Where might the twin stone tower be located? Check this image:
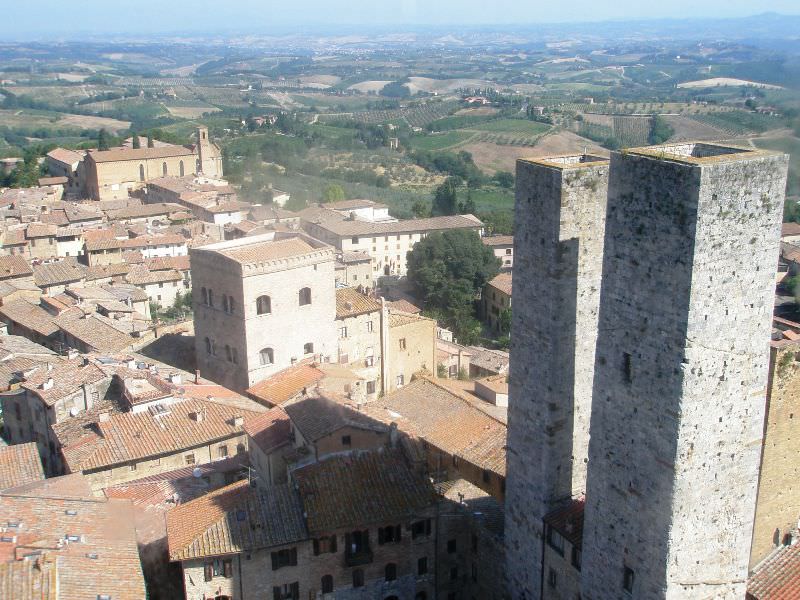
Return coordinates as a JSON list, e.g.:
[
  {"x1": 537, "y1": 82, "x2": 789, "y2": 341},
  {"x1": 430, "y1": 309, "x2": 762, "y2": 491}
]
[{"x1": 505, "y1": 143, "x2": 789, "y2": 599}]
